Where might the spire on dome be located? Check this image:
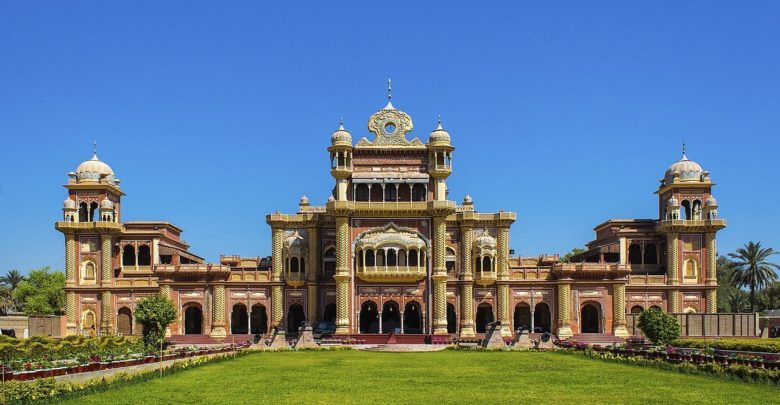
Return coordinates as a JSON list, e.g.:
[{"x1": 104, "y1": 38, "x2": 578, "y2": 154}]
[
  {"x1": 436, "y1": 115, "x2": 443, "y2": 130},
  {"x1": 339, "y1": 117, "x2": 344, "y2": 131},
  {"x1": 384, "y1": 78, "x2": 394, "y2": 110},
  {"x1": 92, "y1": 140, "x2": 99, "y2": 160},
  {"x1": 681, "y1": 140, "x2": 688, "y2": 161}
]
